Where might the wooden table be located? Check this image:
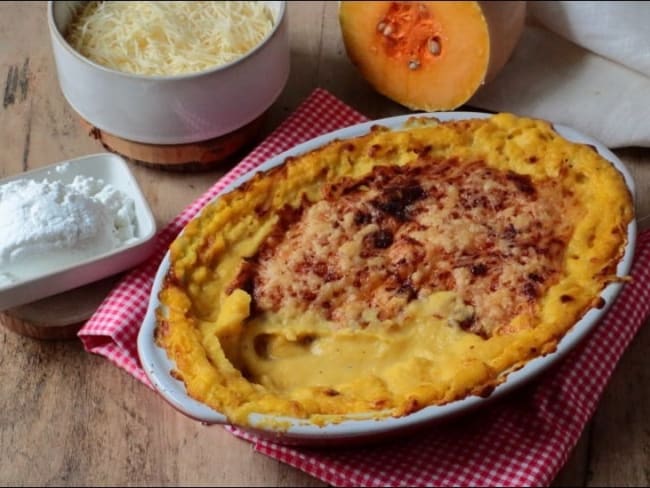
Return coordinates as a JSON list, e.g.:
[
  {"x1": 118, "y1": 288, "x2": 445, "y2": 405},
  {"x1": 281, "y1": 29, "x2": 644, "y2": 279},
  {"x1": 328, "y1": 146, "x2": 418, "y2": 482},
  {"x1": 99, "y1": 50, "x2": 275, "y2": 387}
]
[{"x1": 1, "y1": 2, "x2": 649, "y2": 486}]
